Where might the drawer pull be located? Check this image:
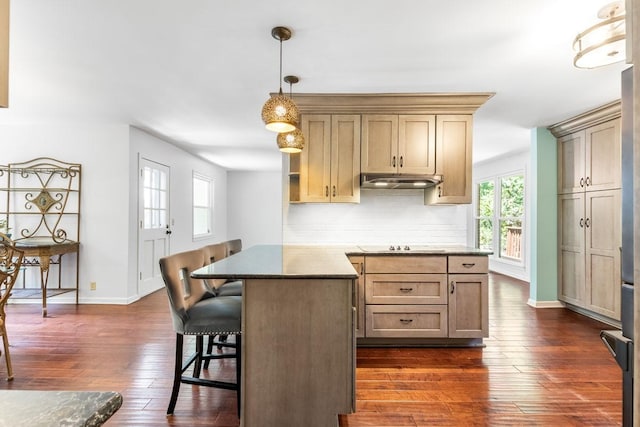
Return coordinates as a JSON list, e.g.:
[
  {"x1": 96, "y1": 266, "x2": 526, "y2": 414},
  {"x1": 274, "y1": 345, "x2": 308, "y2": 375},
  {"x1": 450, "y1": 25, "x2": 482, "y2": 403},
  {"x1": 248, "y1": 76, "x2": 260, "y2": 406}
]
[
  {"x1": 399, "y1": 287, "x2": 414, "y2": 293},
  {"x1": 399, "y1": 318, "x2": 413, "y2": 324},
  {"x1": 462, "y1": 263, "x2": 475, "y2": 268},
  {"x1": 450, "y1": 281, "x2": 455, "y2": 294}
]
